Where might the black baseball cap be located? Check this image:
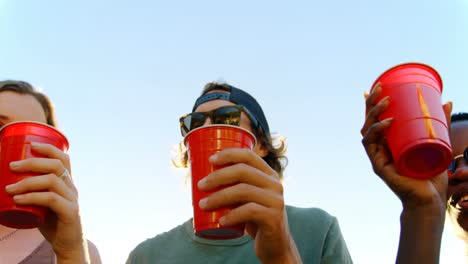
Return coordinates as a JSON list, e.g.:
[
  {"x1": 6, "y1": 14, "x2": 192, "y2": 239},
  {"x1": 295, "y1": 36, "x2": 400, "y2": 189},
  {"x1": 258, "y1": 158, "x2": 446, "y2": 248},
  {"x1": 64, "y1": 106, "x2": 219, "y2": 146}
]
[{"x1": 192, "y1": 85, "x2": 270, "y2": 134}]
